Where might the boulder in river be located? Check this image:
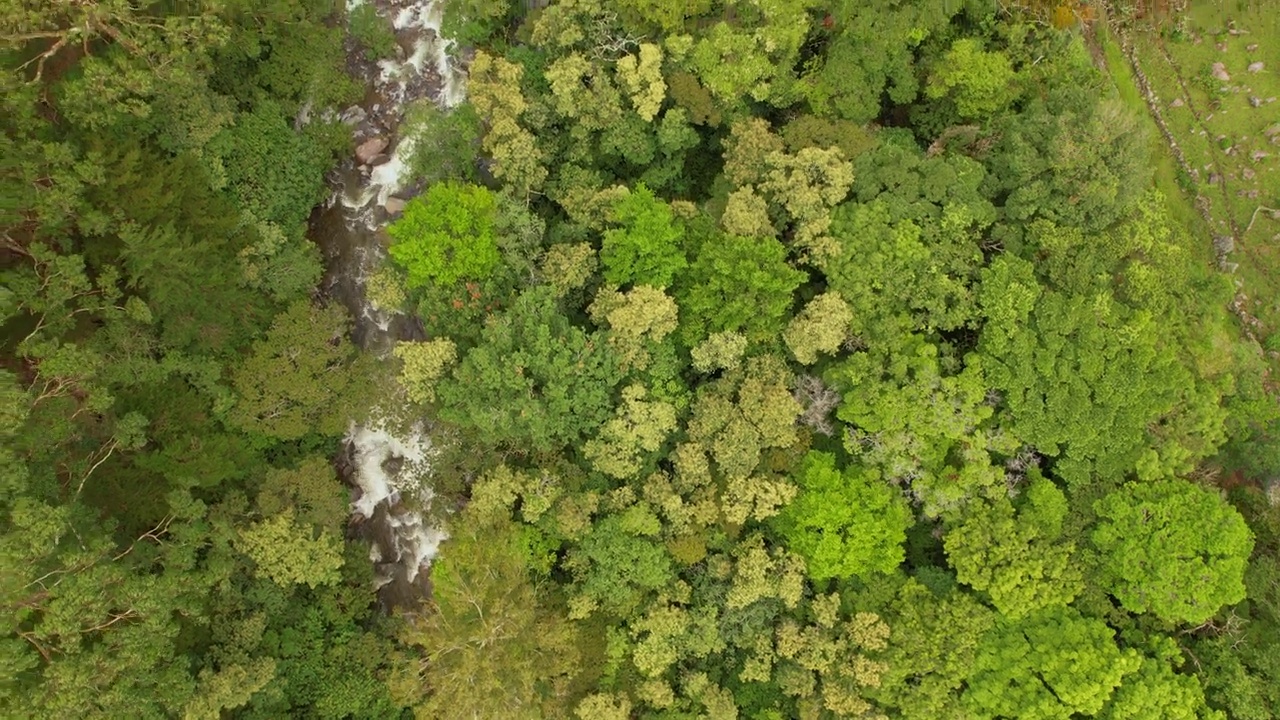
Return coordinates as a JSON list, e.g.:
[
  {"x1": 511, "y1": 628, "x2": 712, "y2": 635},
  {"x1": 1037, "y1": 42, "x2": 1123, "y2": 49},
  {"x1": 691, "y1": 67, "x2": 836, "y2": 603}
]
[{"x1": 356, "y1": 136, "x2": 389, "y2": 164}]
